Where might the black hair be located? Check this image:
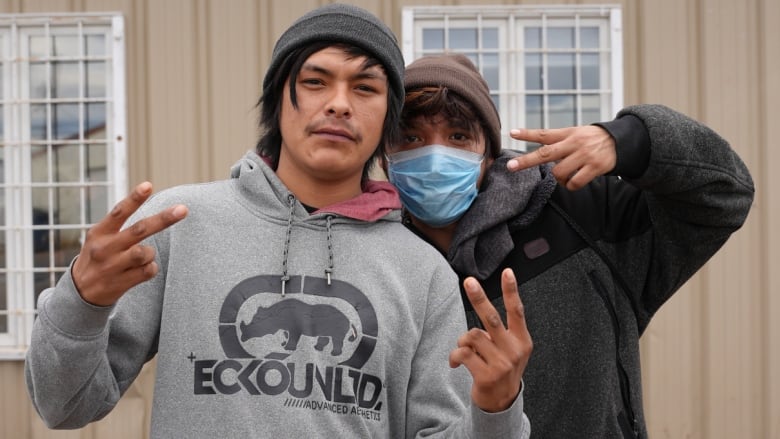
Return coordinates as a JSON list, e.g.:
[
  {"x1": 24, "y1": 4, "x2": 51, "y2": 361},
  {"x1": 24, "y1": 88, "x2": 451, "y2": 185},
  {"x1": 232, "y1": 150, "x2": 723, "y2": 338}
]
[{"x1": 400, "y1": 86, "x2": 495, "y2": 158}]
